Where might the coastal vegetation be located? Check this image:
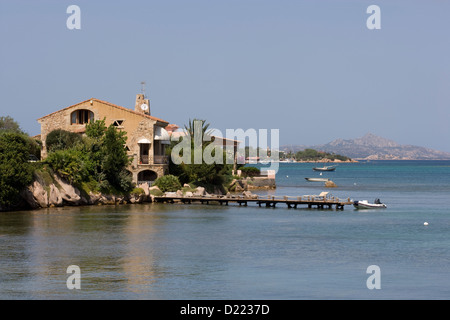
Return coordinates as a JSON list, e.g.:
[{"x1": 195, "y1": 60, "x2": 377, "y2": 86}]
[
  {"x1": 45, "y1": 129, "x2": 82, "y2": 153},
  {"x1": 239, "y1": 166, "x2": 261, "y2": 177},
  {"x1": 0, "y1": 132, "x2": 35, "y2": 207},
  {"x1": 0, "y1": 116, "x2": 40, "y2": 208},
  {"x1": 44, "y1": 119, "x2": 133, "y2": 195},
  {"x1": 153, "y1": 174, "x2": 182, "y2": 193},
  {"x1": 165, "y1": 119, "x2": 234, "y2": 194},
  {"x1": 281, "y1": 148, "x2": 351, "y2": 162},
  {"x1": 1, "y1": 116, "x2": 134, "y2": 210}
]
